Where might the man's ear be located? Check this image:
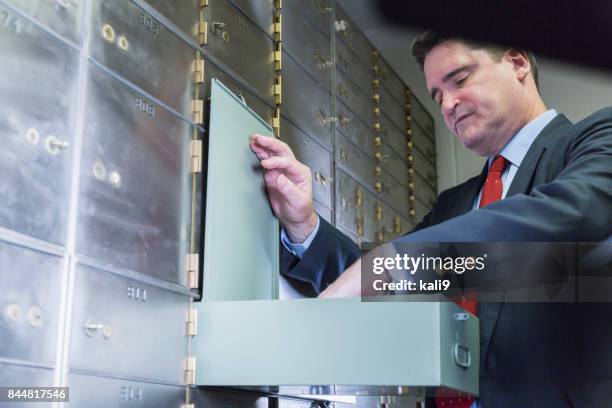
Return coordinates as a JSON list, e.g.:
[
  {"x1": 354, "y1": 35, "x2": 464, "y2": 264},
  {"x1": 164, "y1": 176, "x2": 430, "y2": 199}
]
[{"x1": 505, "y1": 48, "x2": 531, "y2": 82}]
